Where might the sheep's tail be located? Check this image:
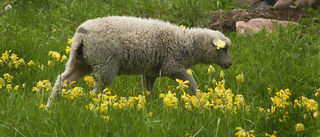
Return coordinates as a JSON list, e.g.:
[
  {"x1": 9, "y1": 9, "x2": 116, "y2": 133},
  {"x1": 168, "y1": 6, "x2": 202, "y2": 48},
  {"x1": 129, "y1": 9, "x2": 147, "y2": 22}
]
[{"x1": 67, "y1": 33, "x2": 85, "y2": 66}]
